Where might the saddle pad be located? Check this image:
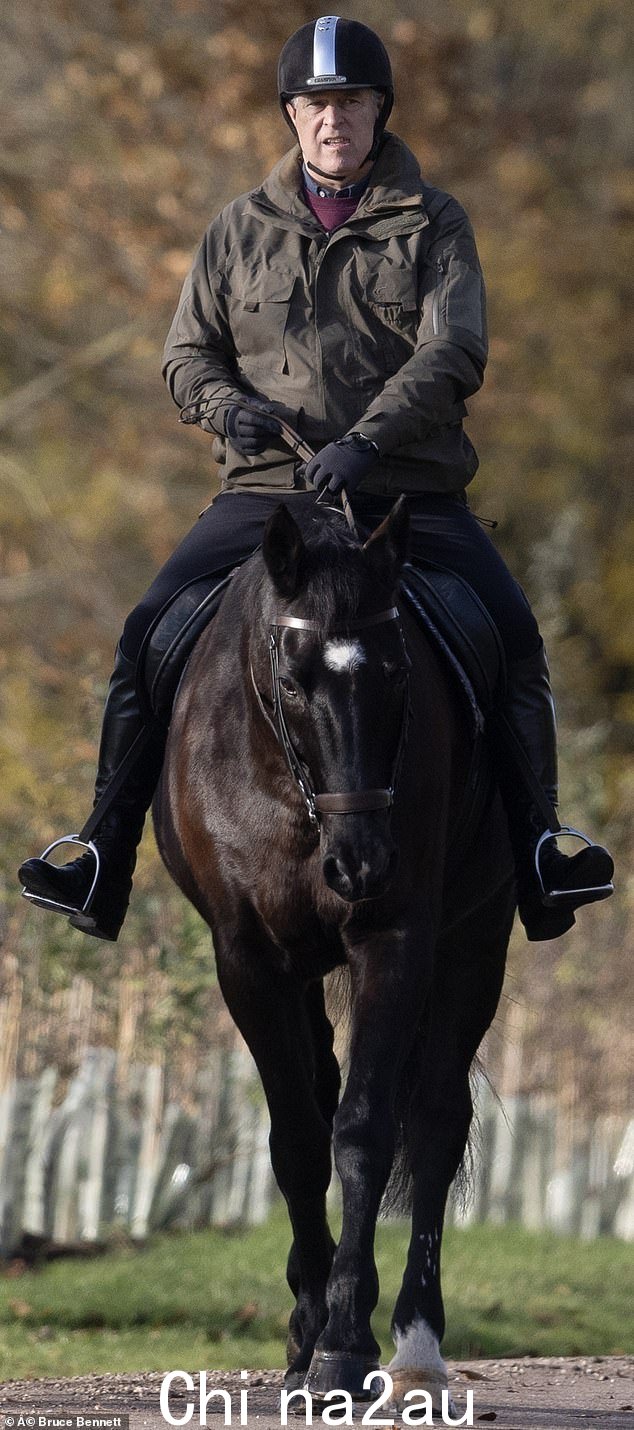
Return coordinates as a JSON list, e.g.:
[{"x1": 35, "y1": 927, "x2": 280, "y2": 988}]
[{"x1": 136, "y1": 559, "x2": 505, "y2": 726}]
